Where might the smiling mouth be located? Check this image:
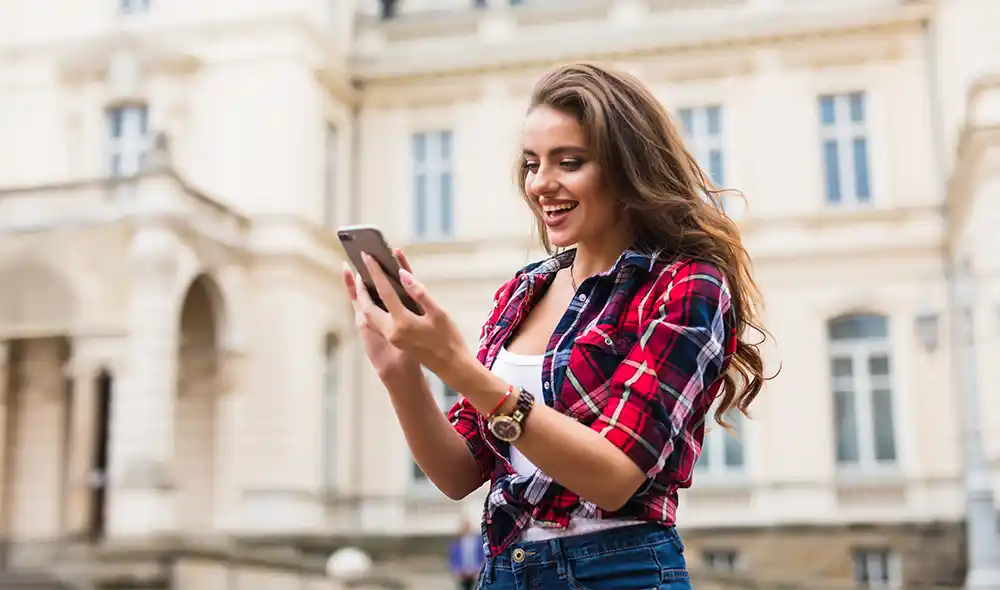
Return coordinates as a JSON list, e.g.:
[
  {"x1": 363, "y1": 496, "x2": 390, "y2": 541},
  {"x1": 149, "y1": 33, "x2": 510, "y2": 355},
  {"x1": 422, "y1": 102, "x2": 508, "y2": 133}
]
[{"x1": 542, "y1": 203, "x2": 578, "y2": 217}]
